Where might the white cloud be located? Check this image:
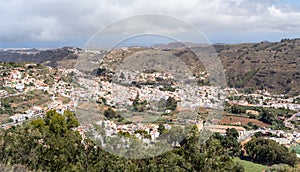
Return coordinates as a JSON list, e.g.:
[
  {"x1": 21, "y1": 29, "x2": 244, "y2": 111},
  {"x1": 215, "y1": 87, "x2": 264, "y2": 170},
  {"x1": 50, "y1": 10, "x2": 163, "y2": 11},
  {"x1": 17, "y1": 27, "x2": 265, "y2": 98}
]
[{"x1": 0, "y1": 0, "x2": 299, "y2": 45}]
